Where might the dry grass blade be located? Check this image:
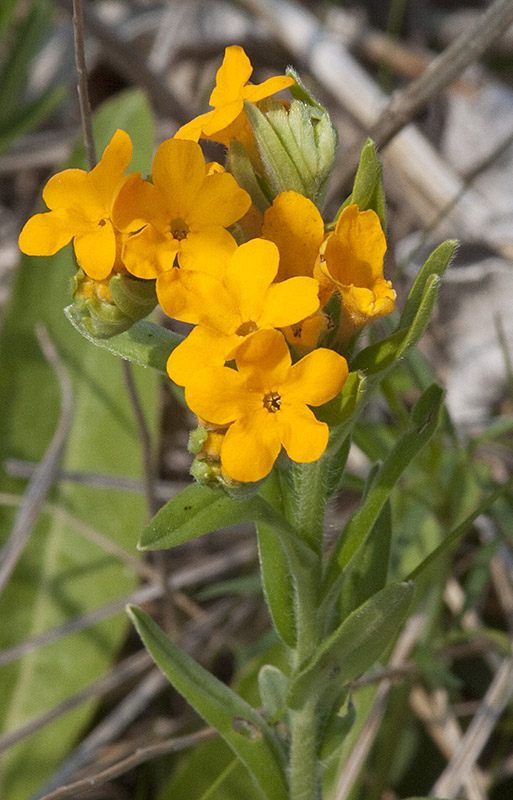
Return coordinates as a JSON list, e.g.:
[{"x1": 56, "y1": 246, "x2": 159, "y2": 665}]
[{"x1": 38, "y1": 726, "x2": 216, "y2": 800}]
